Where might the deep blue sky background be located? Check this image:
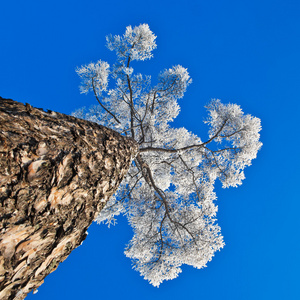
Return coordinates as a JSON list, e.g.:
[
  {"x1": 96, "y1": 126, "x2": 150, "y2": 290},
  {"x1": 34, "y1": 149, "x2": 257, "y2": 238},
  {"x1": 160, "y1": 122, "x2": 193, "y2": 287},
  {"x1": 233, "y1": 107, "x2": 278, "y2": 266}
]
[{"x1": 1, "y1": 0, "x2": 300, "y2": 299}]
